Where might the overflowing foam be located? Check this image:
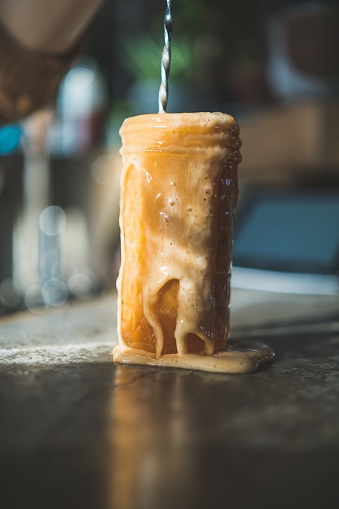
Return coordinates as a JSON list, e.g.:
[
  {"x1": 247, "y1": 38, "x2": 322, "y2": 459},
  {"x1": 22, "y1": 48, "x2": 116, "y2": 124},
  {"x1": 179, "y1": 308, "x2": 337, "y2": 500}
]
[{"x1": 115, "y1": 113, "x2": 273, "y2": 374}]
